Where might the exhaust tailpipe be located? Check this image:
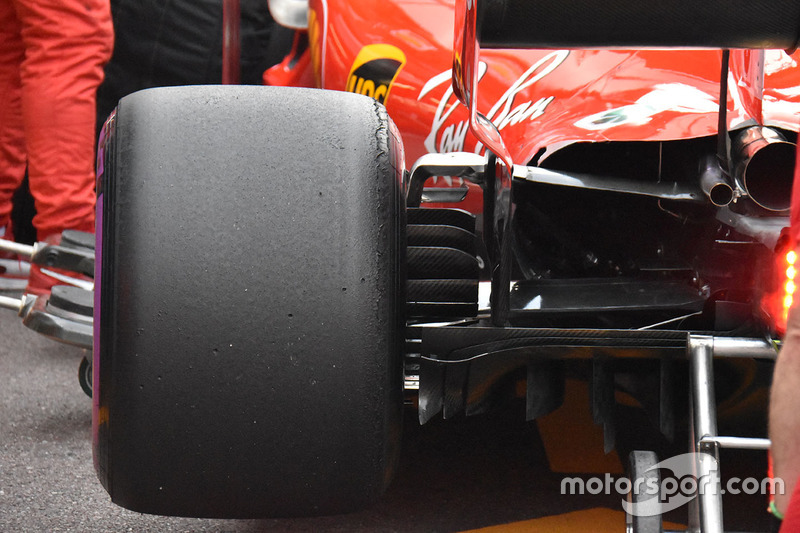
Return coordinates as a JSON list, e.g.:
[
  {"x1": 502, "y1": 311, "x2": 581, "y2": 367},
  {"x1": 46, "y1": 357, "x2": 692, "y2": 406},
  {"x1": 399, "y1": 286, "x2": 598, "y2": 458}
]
[
  {"x1": 699, "y1": 155, "x2": 734, "y2": 207},
  {"x1": 733, "y1": 126, "x2": 796, "y2": 212}
]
